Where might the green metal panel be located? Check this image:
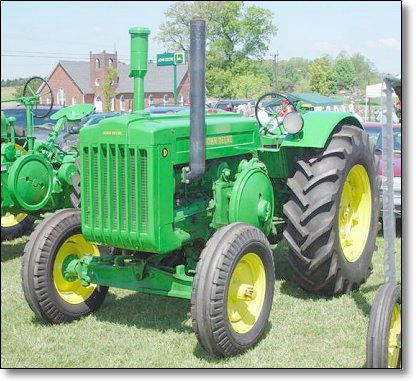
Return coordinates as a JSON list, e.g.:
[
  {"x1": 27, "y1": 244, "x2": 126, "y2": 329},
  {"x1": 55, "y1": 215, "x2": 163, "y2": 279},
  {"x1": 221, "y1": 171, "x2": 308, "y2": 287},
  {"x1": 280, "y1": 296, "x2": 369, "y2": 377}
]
[
  {"x1": 79, "y1": 111, "x2": 259, "y2": 253},
  {"x1": 280, "y1": 112, "x2": 362, "y2": 149}
]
